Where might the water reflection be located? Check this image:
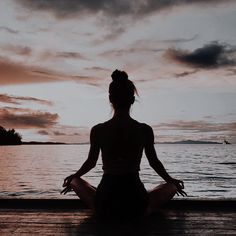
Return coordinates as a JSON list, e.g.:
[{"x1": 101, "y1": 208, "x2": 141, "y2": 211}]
[
  {"x1": 63, "y1": 211, "x2": 186, "y2": 236},
  {"x1": 0, "y1": 144, "x2": 235, "y2": 199}
]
